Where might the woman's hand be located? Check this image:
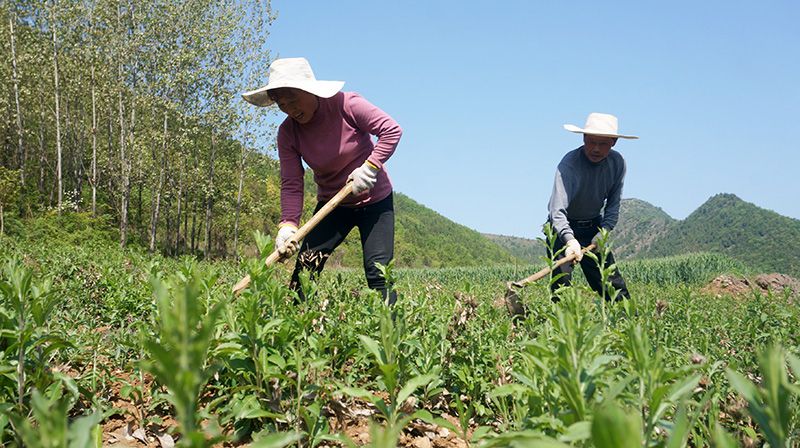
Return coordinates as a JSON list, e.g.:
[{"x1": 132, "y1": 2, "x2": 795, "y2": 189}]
[
  {"x1": 276, "y1": 224, "x2": 300, "y2": 257},
  {"x1": 348, "y1": 162, "x2": 379, "y2": 195}
]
